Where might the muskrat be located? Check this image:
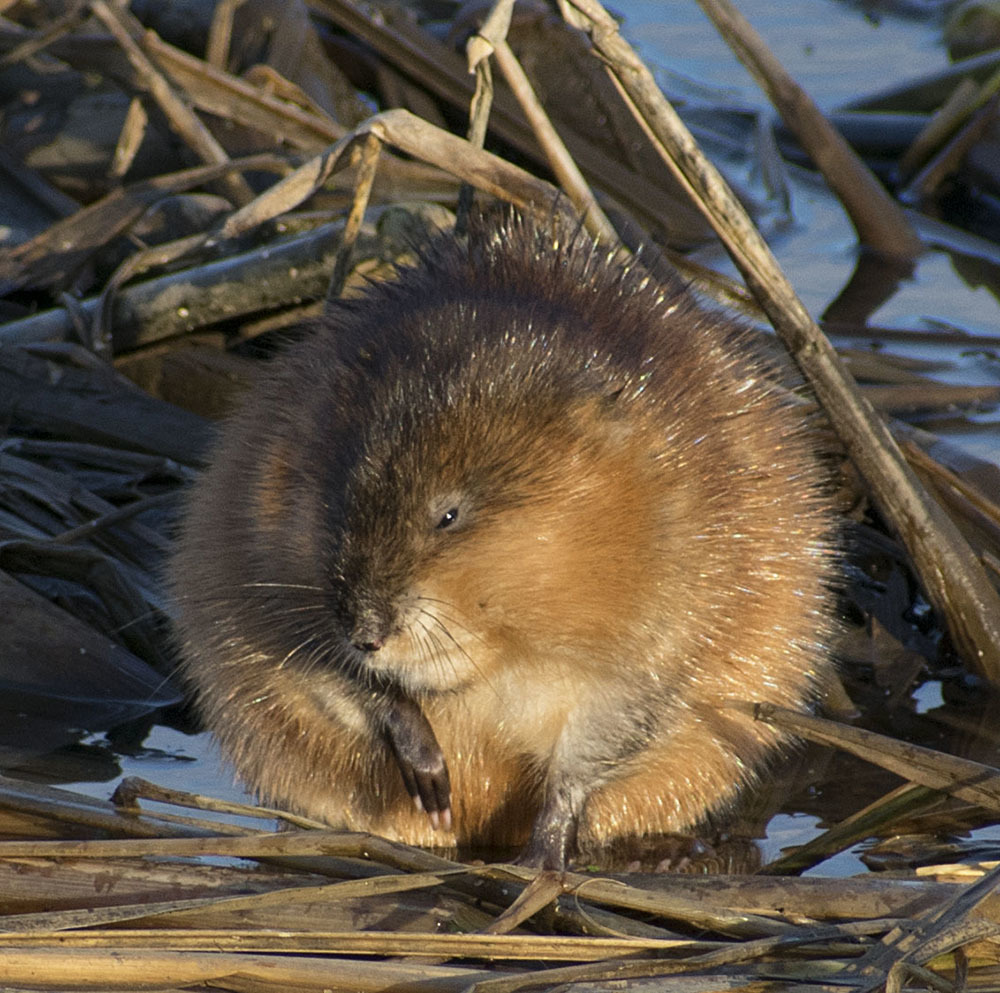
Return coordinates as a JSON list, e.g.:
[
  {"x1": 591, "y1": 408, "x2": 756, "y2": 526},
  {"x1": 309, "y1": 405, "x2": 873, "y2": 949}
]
[{"x1": 168, "y1": 212, "x2": 838, "y2": 868}]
